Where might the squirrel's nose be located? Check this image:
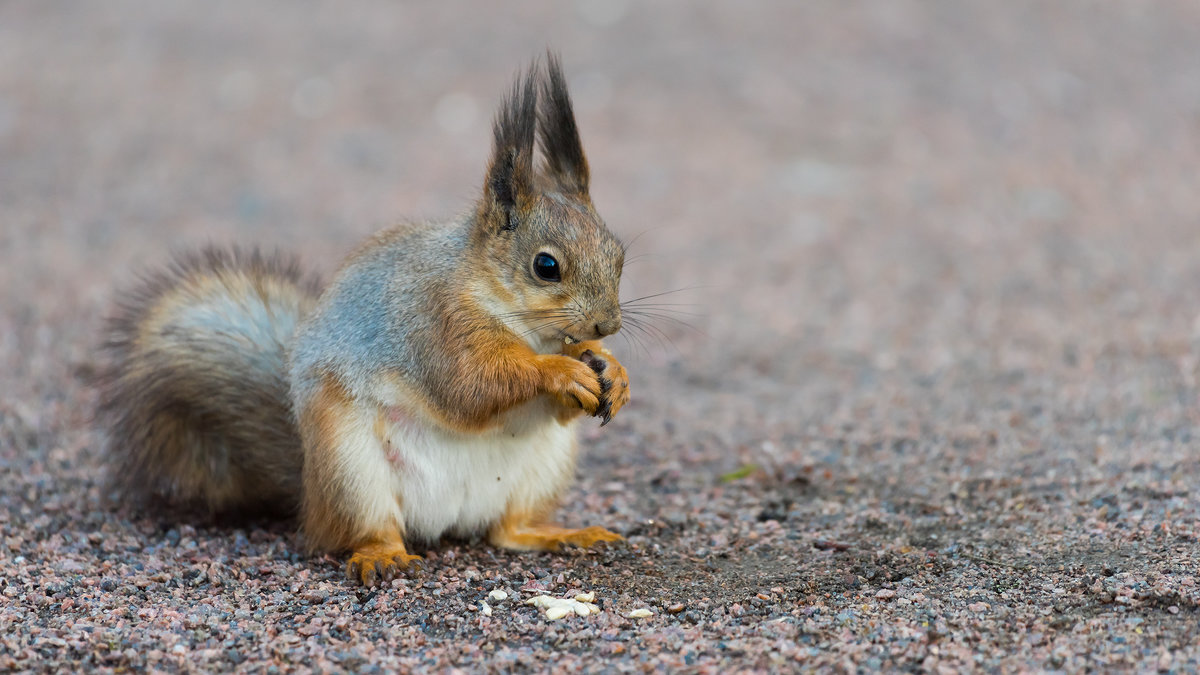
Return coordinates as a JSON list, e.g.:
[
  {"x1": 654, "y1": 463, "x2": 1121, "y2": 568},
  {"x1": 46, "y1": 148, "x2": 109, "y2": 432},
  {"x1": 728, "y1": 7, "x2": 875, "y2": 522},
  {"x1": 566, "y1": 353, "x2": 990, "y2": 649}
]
[{"x1": 594, "y1": 316, "x2": 621, "y2": 337}]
